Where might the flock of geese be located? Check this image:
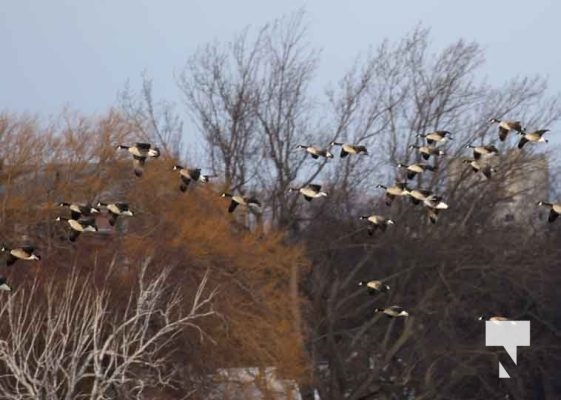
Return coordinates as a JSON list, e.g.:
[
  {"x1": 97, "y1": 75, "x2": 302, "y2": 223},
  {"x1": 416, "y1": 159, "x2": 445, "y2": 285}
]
[
  {"x1": 0, "y1": 118, "x2": 557, "y2": 323},
  {"x1": 297, "y1": 118, "x2": 556, "y2": 320}
]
